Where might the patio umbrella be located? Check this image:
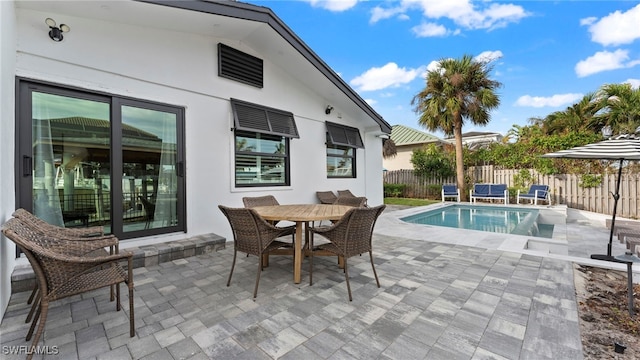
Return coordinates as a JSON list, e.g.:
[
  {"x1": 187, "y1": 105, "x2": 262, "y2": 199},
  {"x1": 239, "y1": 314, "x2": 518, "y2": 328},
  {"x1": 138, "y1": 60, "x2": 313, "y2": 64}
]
[{"x1": 542, "y1": 134, "x2": 640, "y2": 261}]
